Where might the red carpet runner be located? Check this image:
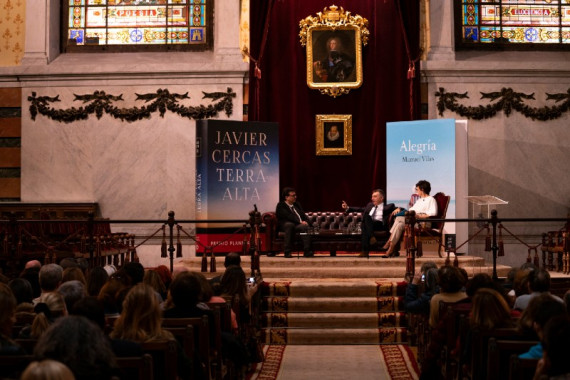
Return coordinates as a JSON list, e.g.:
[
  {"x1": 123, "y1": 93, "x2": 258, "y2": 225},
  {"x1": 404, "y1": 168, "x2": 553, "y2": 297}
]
[{"x1": 248, "y1": 345, "x2": 419, "y2": 380}]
